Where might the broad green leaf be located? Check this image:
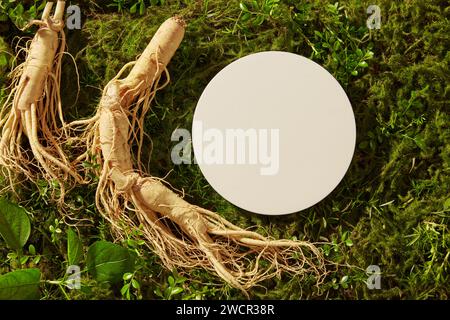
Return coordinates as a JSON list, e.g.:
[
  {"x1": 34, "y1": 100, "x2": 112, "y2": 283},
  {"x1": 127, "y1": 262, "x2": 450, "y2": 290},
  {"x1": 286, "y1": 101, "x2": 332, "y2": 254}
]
[
  {"x1": 86, "y1": 241, "x2": 135, "y2": 284},
  {"x1": 67, "y1": 228, "x2": 83, "y2": 266},
  {"x1": 0, "y1": 268, "x2": 40, "y2": 300},
  {"x1": 0, "y1": 198, "x2": 31, "y2": 250}
]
